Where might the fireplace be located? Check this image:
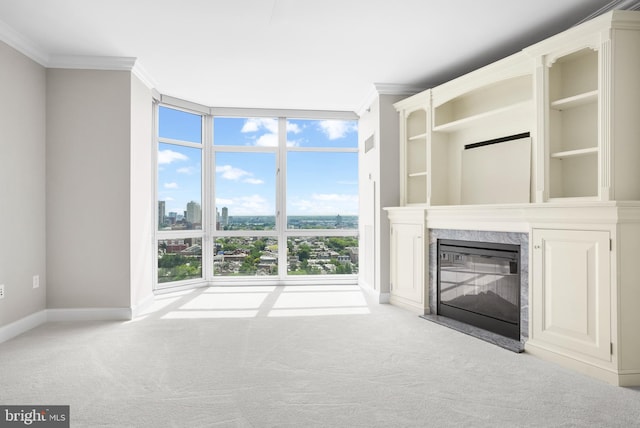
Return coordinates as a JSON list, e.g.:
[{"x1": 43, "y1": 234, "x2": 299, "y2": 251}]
[{"x1": 437, "y1": 239, "x2": 520, "y2": 340}]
